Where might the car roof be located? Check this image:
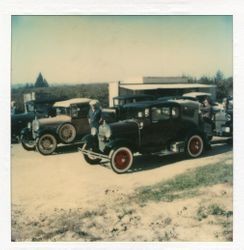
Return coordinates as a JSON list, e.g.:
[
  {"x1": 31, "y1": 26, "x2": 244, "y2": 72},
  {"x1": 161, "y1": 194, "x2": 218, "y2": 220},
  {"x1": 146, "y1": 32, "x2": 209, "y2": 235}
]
[
  {"x1": 53, "y1": 98, "x2": 91, "y2": 107},
  {"x1": 113, "y1": 94, "x2": 154, "y2": 100},
  {"x1": 123, "y1": 99, "x2": 199, "y2": 109},
  {"x1": 183, "y1": 92, "x2": 211, "y2": 98}
]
